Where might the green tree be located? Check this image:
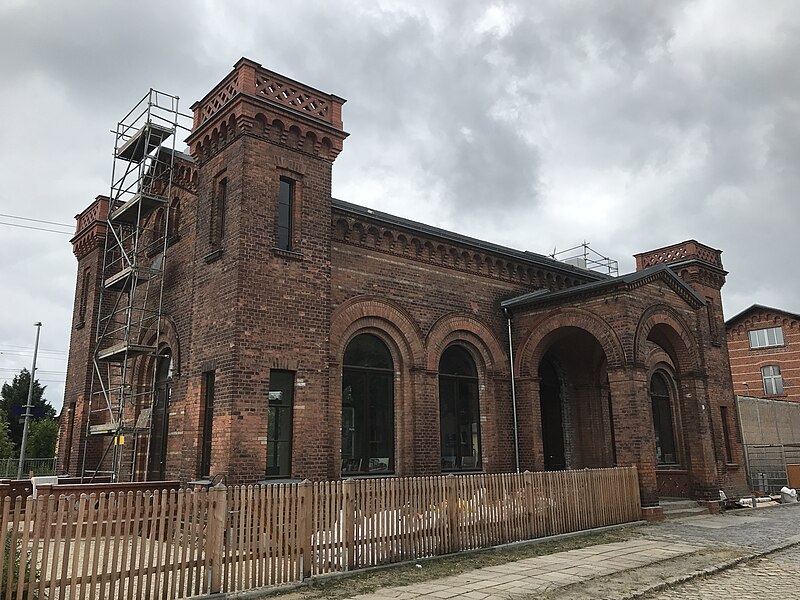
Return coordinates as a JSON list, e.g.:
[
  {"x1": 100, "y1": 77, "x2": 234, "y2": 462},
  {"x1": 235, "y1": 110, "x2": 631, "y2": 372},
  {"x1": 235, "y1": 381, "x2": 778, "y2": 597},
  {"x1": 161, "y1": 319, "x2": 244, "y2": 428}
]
[
  {"x1": 25, "y1": 419, "x2": 58, "y2": 459},
  {"x1": 0, "y1": 369, "x2": 55, "y2": 450},
  {"x1": 0, "y1": 418, "x2": 14, "y2": 459}
]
